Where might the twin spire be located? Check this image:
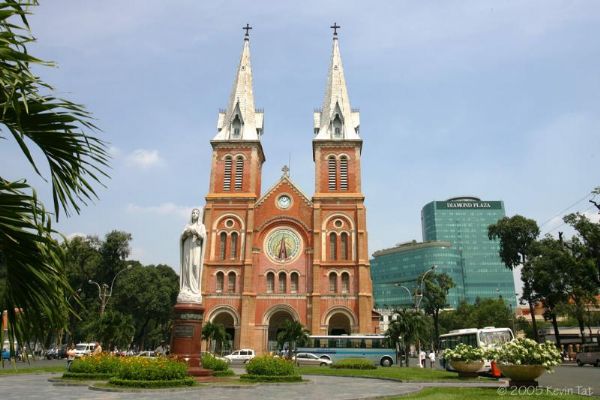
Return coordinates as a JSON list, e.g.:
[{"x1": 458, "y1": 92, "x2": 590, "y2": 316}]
[{"x1": 213, "y1": 24, "x2": 360, "y2": 142}]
